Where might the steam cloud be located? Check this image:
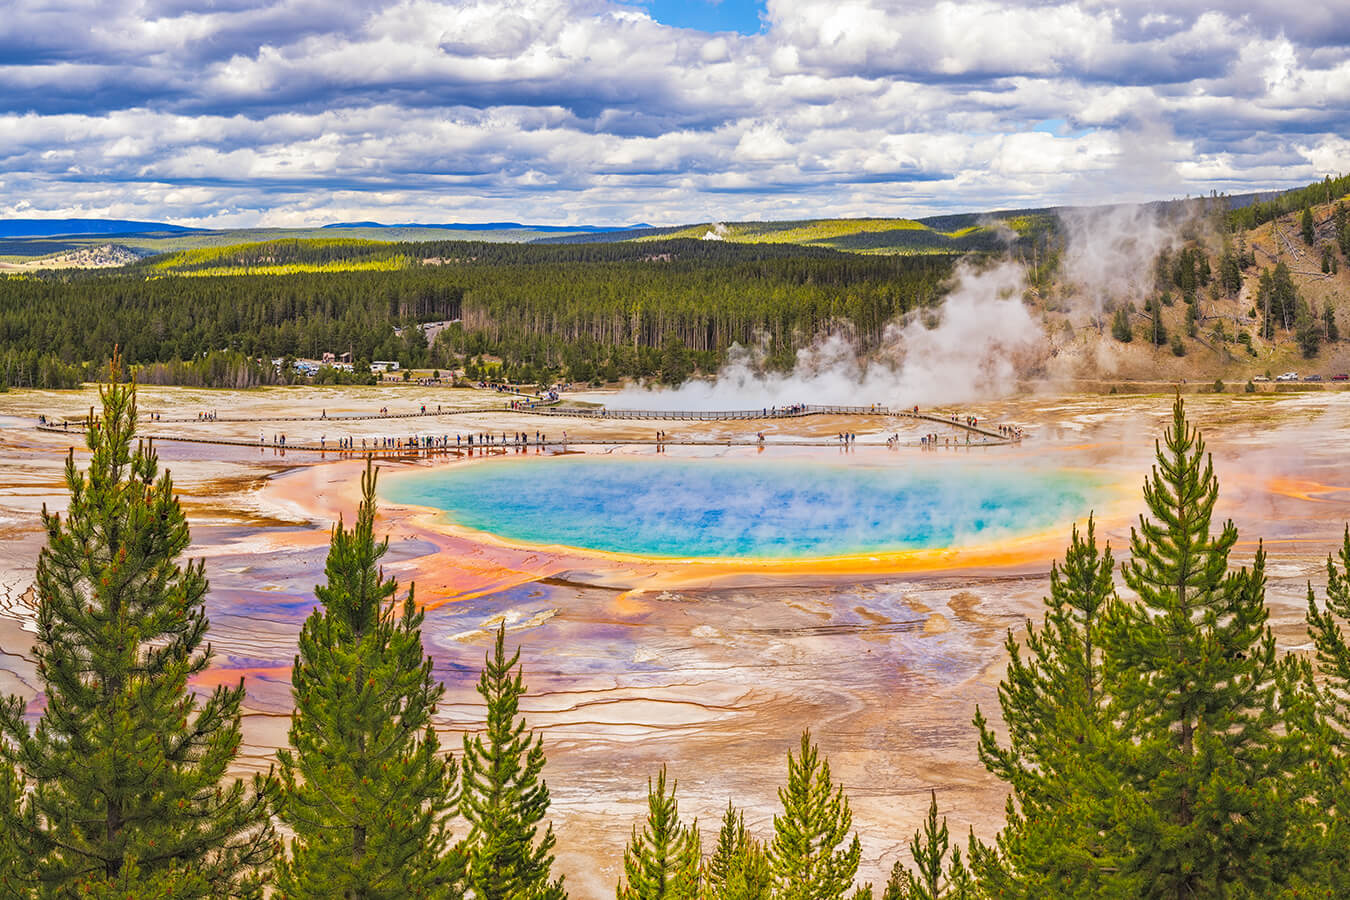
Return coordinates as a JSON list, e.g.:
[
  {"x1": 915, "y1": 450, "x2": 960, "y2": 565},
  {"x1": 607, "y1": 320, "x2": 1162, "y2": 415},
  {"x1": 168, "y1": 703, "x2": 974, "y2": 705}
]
[
  {"x1": 1060, "y1": 203, "x2": 1180, "y2": 317},
  {"x1": 612, "y1": 261, "x2": 1045, "y2": 410},
  {"x1": 610, "y1": 200, "x2": 1194, "y2": 410}
]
